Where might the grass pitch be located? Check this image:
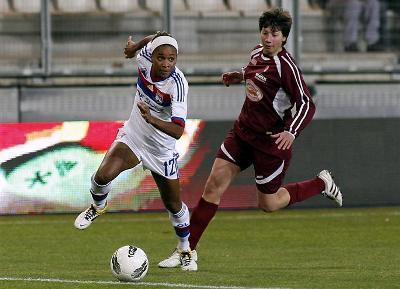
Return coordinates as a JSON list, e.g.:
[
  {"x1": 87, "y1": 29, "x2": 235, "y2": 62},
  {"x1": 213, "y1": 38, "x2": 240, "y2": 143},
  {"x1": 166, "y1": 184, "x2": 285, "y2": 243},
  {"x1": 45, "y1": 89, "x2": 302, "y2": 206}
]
[{"x1": 0, "y1": 207, "x2": 399, "y2": 289}]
